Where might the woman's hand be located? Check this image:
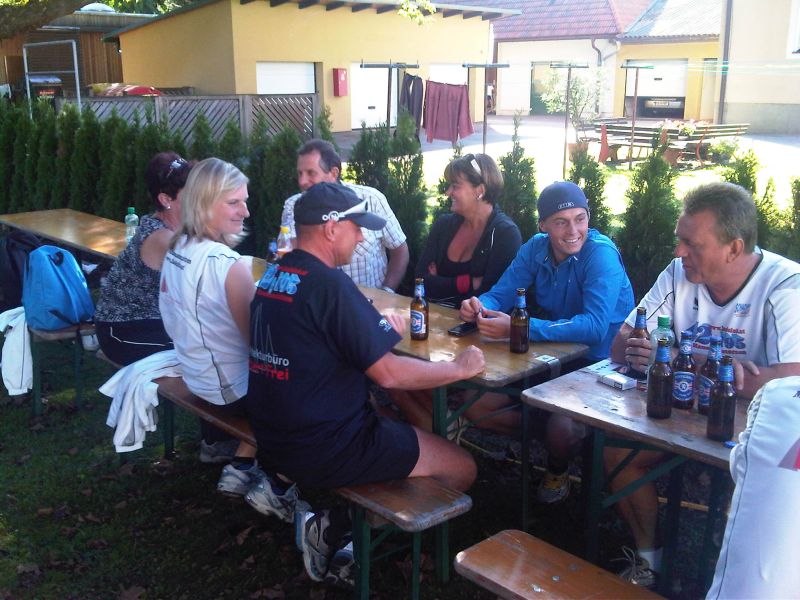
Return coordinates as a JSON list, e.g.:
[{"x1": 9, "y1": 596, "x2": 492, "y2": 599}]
[
  {"x1": 476, "y1": 308, "x2": 510, "y2": 339},
  {"x1": 459, "y1": 297, "x2": 483, "y2": 322}
]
